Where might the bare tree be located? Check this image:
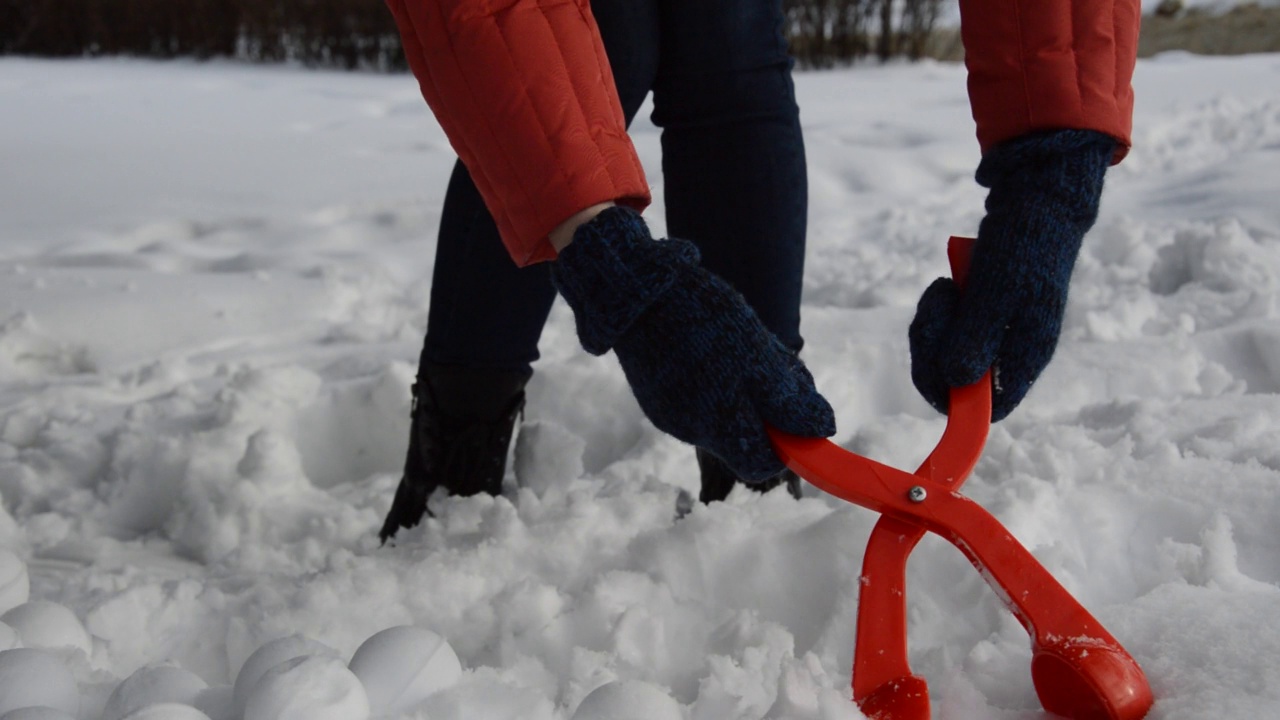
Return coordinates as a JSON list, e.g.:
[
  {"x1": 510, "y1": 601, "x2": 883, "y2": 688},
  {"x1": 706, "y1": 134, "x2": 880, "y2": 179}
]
[
  {"x1": 901, "y1": 0, "x2": 944, "y2": 60},
  {"x1": 2, "y1": 0, "x2": 939, "y2": 70},
  {"x1": 877, "y1": 0, "x2": 895, "y2": 62}
]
